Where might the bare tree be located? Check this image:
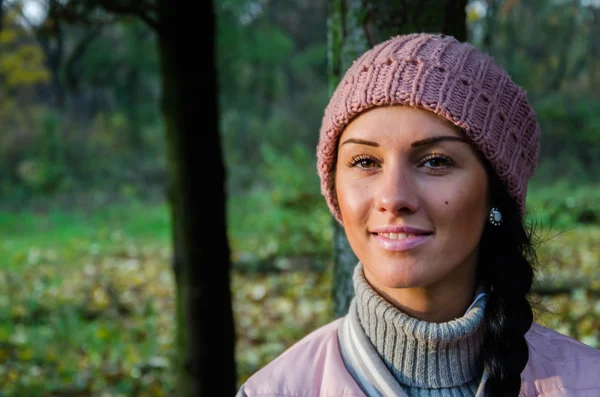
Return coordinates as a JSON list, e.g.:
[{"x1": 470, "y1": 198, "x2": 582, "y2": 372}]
[{"x1": 52, "y1": 0, "x2": 237, "y2": 394}]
